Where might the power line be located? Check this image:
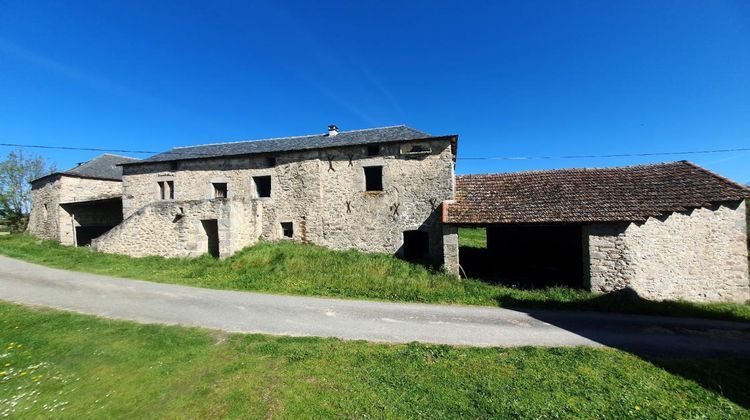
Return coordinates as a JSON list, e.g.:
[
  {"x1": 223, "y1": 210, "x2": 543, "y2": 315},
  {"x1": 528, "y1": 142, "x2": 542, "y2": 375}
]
[
  {"x1": 459, "y1": 147, "x2": 750, "y2": 161},
  {"x1": 1, "y1": 142, "x2": 749, "y2": 161}
]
